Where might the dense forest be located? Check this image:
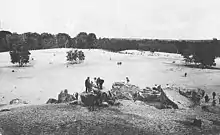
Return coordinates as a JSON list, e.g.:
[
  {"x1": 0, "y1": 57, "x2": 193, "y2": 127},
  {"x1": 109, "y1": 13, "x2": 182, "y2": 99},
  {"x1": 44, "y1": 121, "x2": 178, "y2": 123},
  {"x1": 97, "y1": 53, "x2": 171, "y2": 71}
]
[{"x1": 1, "y1": 30, "x2": 220, "y2": 59}]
